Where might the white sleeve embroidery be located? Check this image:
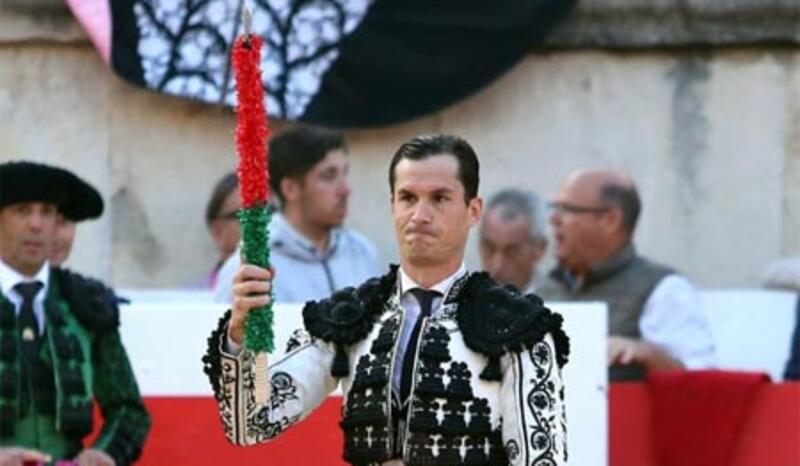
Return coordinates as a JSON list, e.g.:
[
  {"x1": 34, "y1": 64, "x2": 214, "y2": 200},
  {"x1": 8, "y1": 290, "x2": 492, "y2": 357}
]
[
  {"x1": 502, "y1": 333, "x2": 567, "y2": 465},
  {"x1": 215, "y1": 332, "x2": 339, "y2": 446}
]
